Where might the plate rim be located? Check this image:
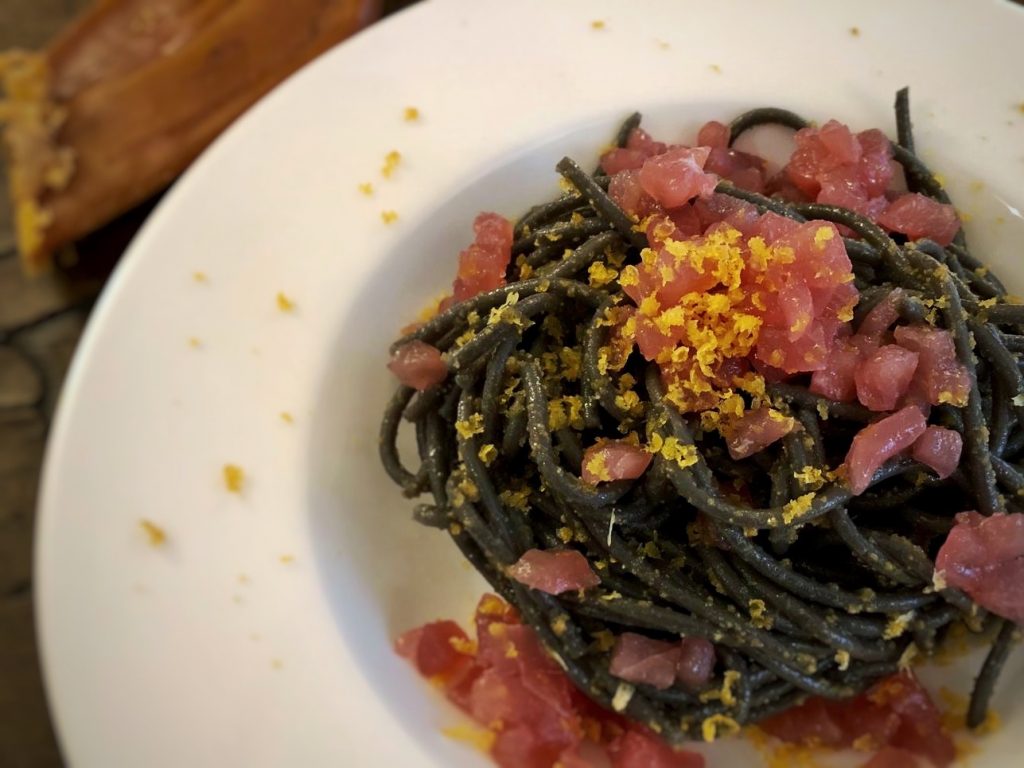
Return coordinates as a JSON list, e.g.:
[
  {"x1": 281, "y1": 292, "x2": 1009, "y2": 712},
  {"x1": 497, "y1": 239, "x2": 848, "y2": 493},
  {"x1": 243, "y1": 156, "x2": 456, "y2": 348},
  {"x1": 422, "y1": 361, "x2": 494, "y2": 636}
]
[{"x1": 33, "y1": 0, "x2": 1024, "y2": 765}]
